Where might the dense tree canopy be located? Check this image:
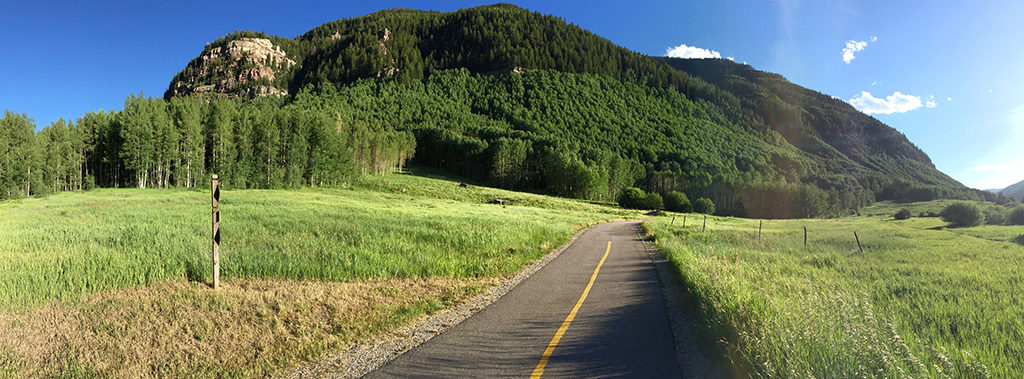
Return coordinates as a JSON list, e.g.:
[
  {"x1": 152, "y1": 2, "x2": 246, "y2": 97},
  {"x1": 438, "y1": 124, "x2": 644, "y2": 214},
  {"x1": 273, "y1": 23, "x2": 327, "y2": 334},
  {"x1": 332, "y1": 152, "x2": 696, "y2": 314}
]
[
  {"x1": 0, "y1": 91, "x2": 413, "y2": 198},
  {"x1": 2, "y1": 65, "x2": 998, "y2": 218}
]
